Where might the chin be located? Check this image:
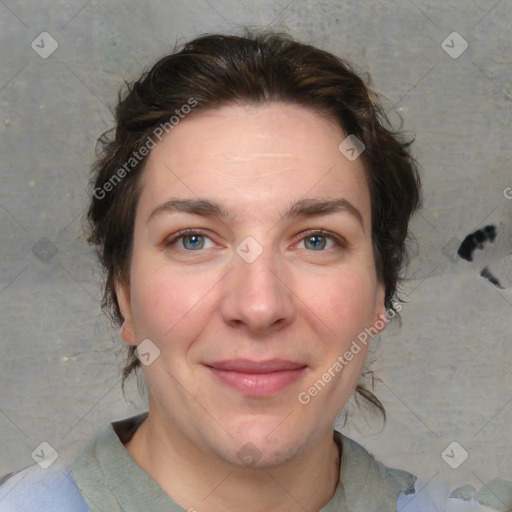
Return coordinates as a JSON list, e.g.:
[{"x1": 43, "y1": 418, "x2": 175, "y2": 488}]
[
  {"x1": 216, "y1": 423, "x2": 306, "y2": 469},
  {"x1": 226, "y1": 440, "x2": 303, "y2": 470}
]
